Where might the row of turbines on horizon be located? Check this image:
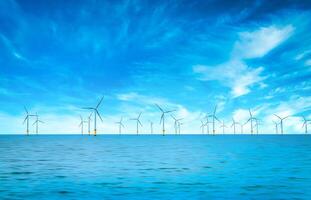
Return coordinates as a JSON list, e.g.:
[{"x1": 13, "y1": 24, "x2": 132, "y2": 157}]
[{"x1": 23, "y1": 96, "x2": 311, "y2": 136}]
